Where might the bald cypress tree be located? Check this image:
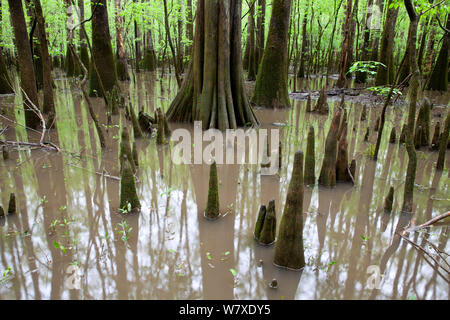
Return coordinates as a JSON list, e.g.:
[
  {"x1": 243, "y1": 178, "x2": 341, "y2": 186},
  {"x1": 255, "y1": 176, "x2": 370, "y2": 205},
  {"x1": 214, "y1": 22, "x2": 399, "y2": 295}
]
[{"x1": 166, "y1": 0, "x2": 259, "y2": 130}]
